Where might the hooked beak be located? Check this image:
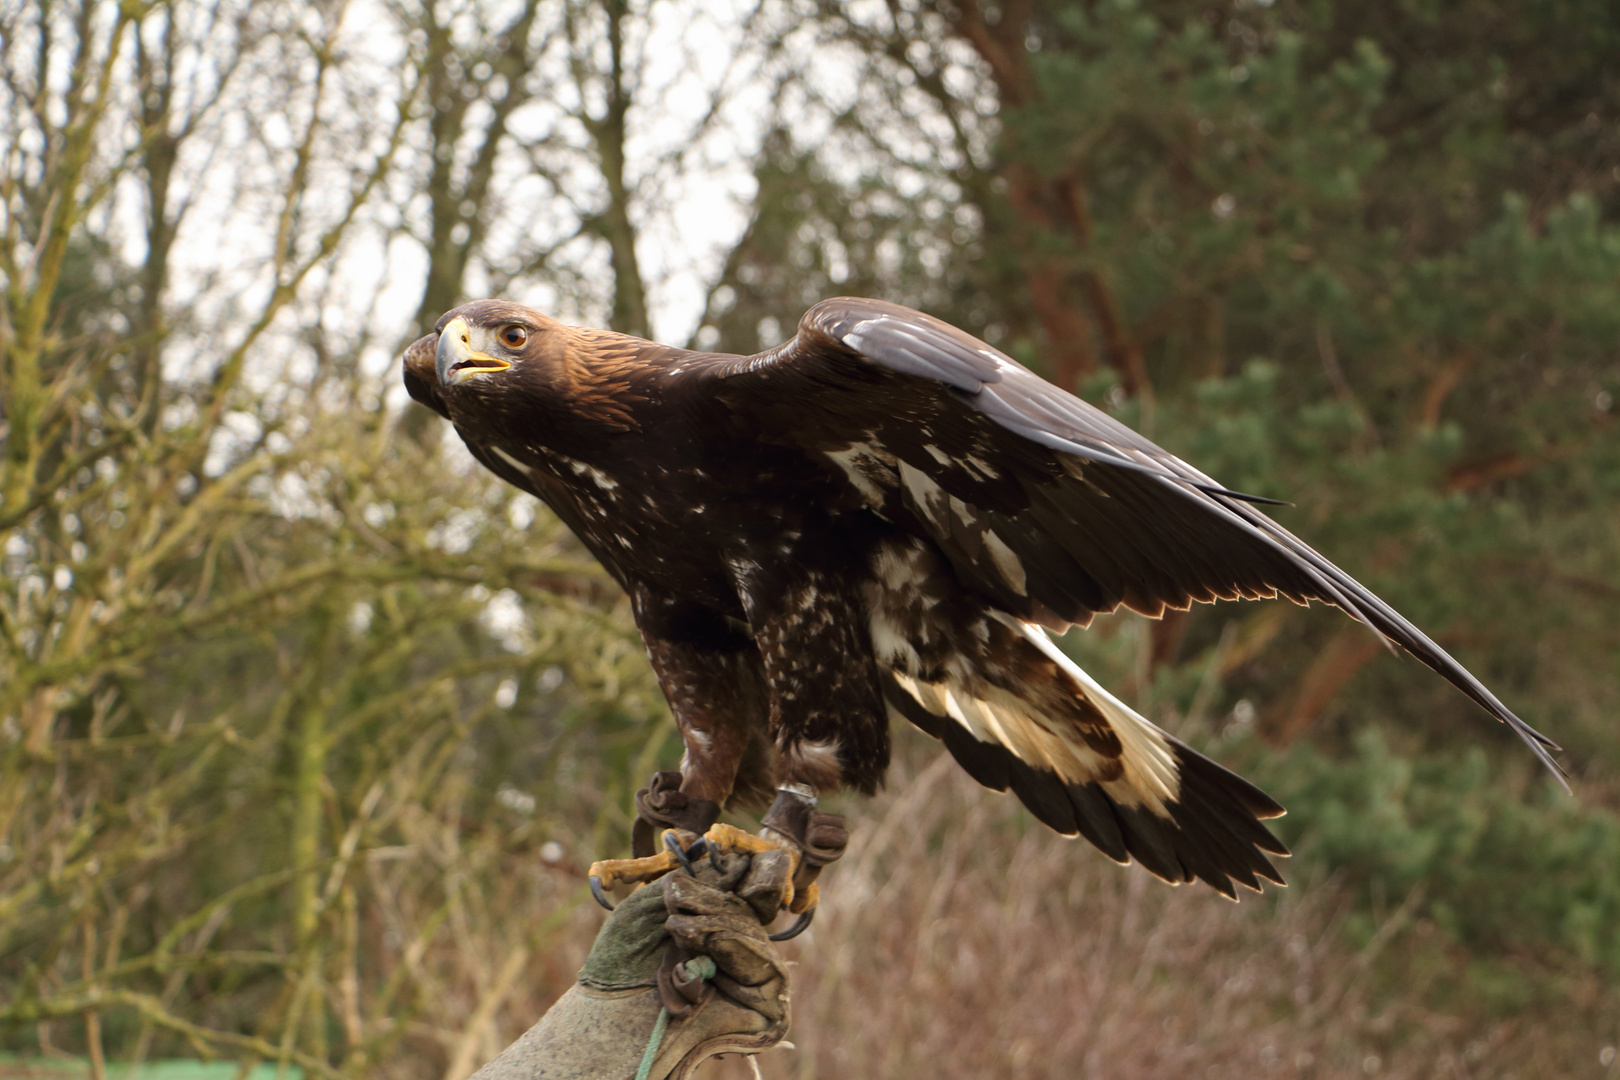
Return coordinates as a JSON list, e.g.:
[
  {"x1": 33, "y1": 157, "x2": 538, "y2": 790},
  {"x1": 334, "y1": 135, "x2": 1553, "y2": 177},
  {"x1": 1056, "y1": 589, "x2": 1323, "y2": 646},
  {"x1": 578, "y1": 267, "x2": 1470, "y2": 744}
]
[{"x1": 436, "y1": 316, "x2": 512, "y2": 386}]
